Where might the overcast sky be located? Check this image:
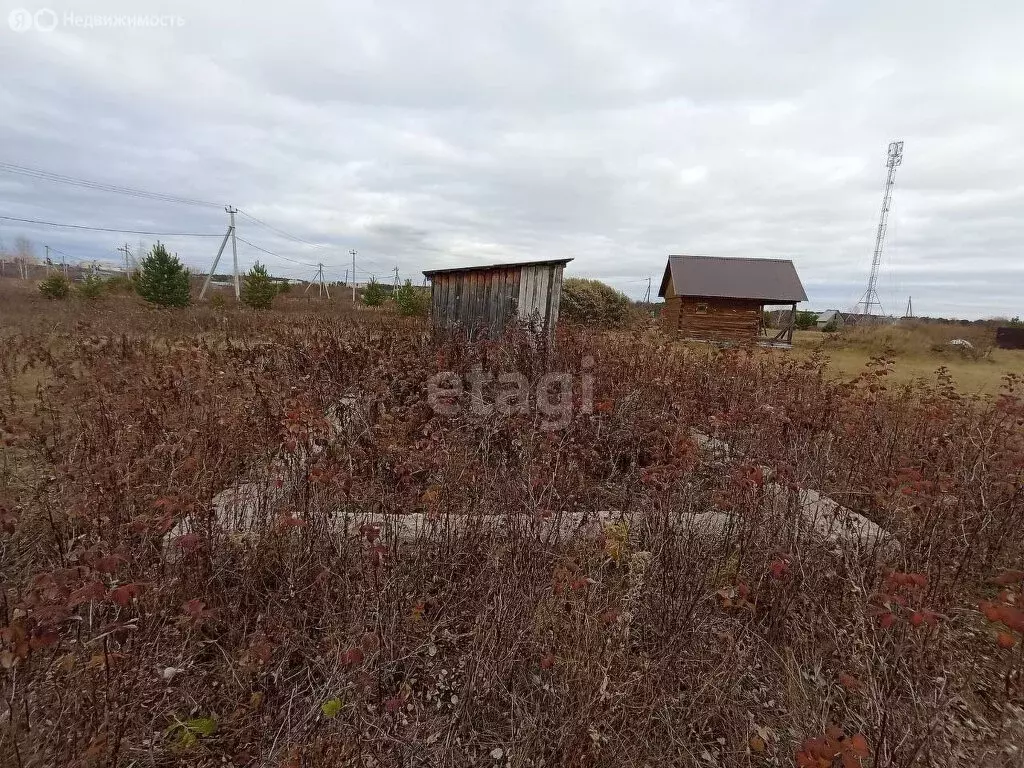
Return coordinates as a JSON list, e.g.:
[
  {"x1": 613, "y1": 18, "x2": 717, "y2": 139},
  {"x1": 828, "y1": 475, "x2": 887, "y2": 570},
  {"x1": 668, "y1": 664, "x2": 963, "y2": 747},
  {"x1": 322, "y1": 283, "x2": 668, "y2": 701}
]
[{"x1": 1, "y1": 1, "x2": 1022, "y2": 317}]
